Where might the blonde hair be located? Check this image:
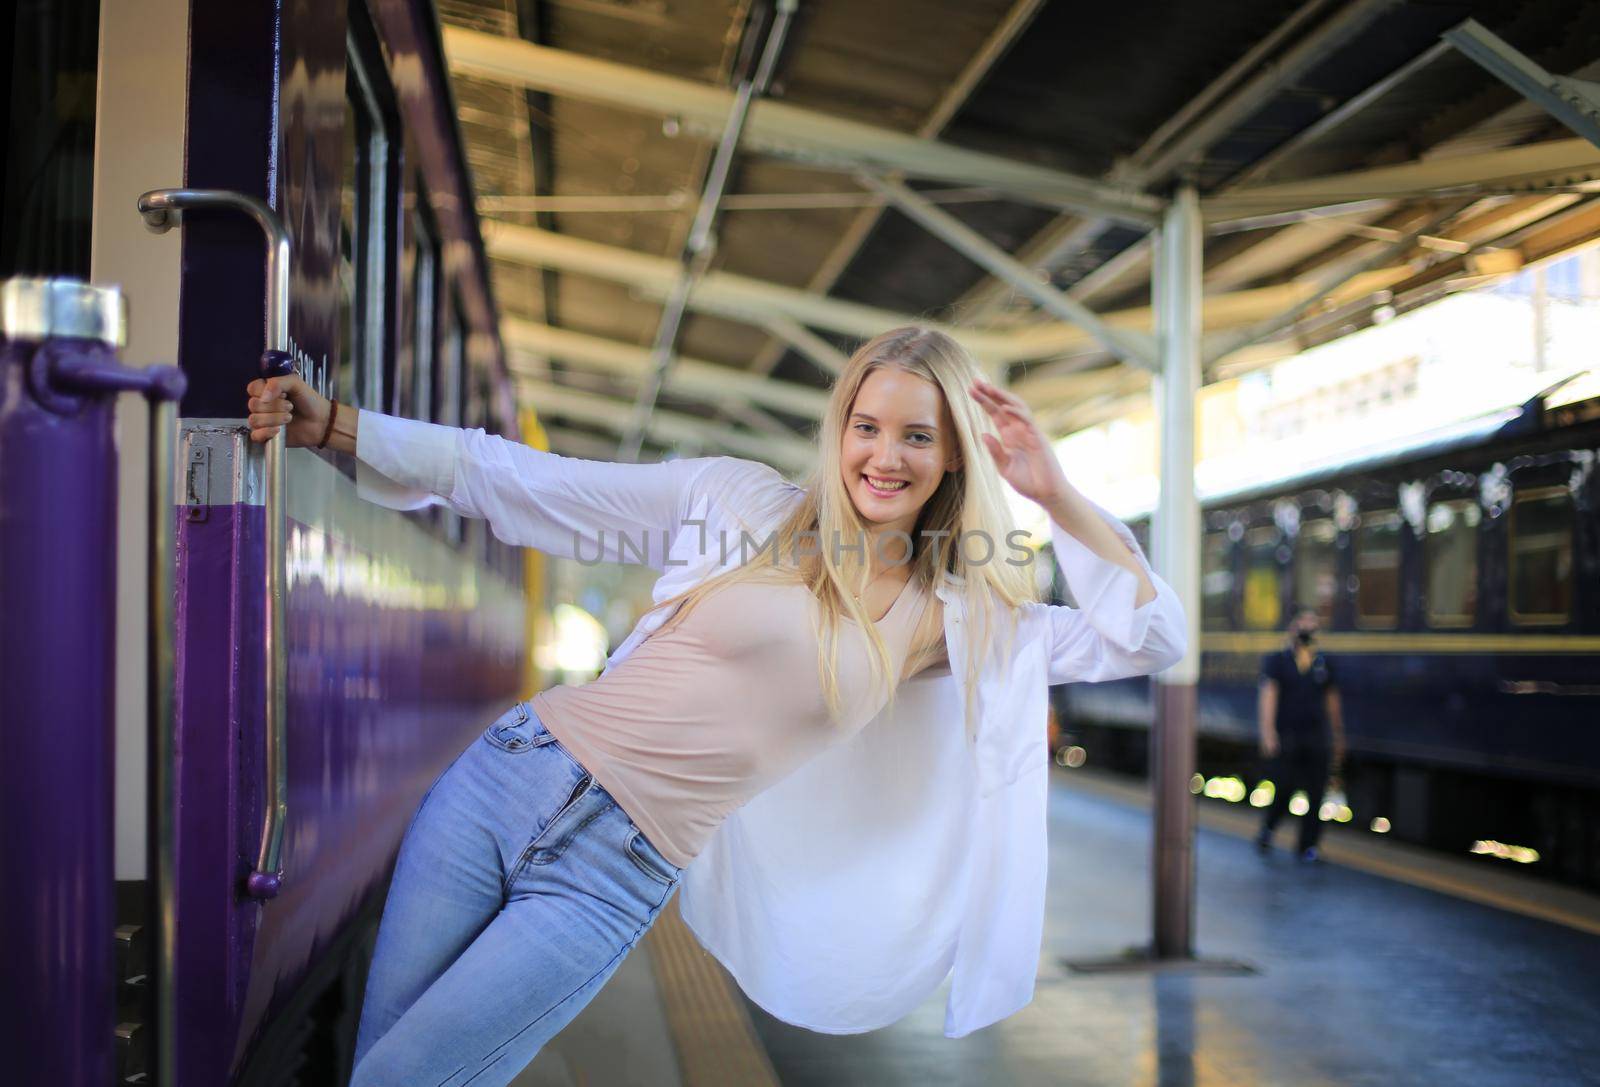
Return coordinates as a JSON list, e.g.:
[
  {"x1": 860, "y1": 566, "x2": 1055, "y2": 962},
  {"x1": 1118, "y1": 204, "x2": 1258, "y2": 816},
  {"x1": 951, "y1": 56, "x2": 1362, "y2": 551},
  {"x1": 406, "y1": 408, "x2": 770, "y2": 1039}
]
[{"x1": 650, "y1": 326, "x2": 1040, "y2": 737}]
